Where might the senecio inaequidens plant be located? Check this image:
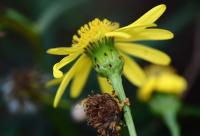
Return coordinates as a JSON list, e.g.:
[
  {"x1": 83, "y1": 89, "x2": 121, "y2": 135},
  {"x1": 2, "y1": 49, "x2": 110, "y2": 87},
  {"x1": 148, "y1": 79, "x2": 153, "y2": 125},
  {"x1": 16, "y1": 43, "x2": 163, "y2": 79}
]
[{"x1": 47, "y1": 4, "x2": 173, "y2": 136}]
